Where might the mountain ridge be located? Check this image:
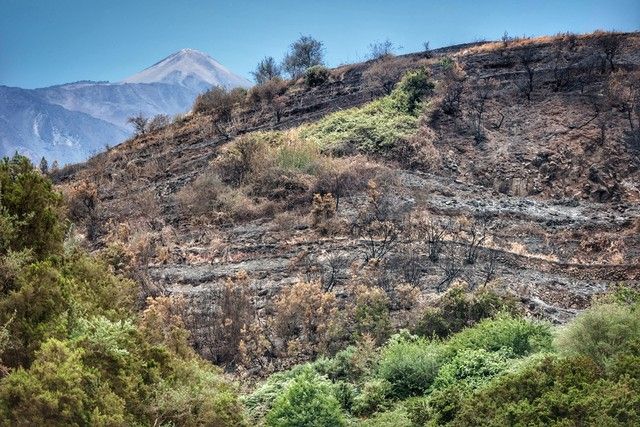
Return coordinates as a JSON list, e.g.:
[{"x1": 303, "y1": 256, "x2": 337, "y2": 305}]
[{"x1": 0, "y1": 48, "x2": 250, "y2": 164}]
